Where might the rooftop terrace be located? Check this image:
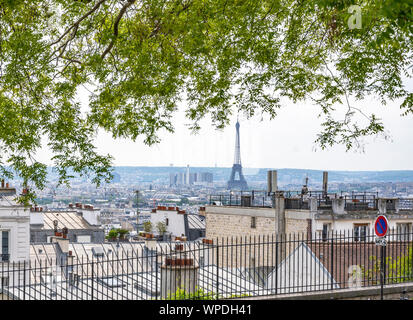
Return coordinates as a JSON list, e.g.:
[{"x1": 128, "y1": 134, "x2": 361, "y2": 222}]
[{"x1": 209, "y1": 190, "x2": 413, "y2": 213}]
